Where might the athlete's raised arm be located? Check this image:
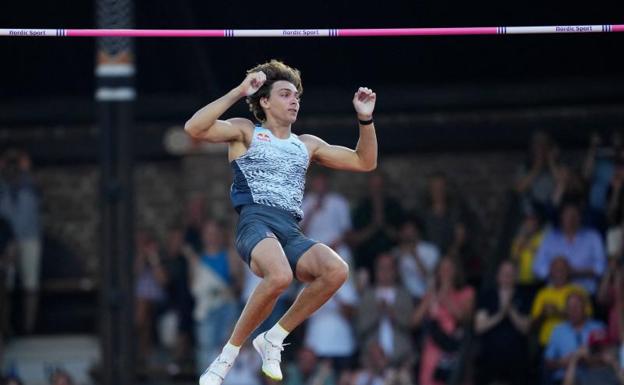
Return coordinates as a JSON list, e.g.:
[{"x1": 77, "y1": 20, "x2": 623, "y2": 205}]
[
  {"x1": 184, "y1": 71, "x2": 267, "y2": 143},
  {"x1": 301, "y1": 87, "x2": 378, "y2": 172}
]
